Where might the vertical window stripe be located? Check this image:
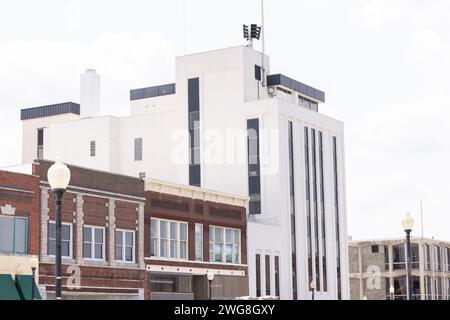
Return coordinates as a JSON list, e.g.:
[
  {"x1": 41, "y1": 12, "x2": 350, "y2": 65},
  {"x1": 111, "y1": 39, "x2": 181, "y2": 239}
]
[
  {"x1": 304, "y1": 127, "x2": 313, "y2": 290},
  {"x1": 288, "y1": 121, "x2": 297, "y2": 299},
  {"x1": 319, "y1": 131, "x2": 328, "y2": 292},
  {"x1": 247, "y1": 119, "x2": 261, "y2": 215},
  {"x1": 333, "y1": 136, "x2": 342, "y2": 299},
  {"x1": 312, "y1": 129, "x2": 321, "y2": 291},
  {"x1": 256, "y1": 254, "x2": 261, "y2": 297},
  {"x1": 188, "y1": 78, "x2": 201, "y2": 187}
]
